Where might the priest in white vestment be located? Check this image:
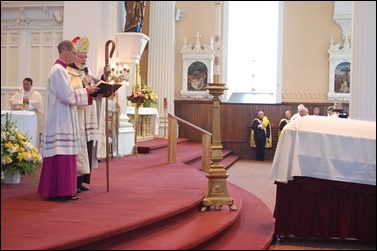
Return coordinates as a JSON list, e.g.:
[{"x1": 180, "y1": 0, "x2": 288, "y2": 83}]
[
  {"x1": 10, "y1": 77, "x2": 44, "y2": 144},
  {"x1": 37, "y1": 40, "x2": 98, "y2": 201}
]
